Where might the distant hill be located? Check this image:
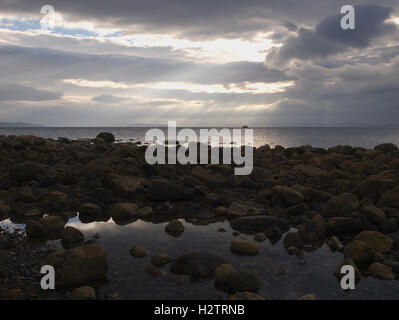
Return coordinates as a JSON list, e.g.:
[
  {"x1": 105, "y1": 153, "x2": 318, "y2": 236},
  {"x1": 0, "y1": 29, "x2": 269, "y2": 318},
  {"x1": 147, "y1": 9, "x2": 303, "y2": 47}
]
[{"x1": 0, "y1": 122, "x2": 45, "y2": 127}]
